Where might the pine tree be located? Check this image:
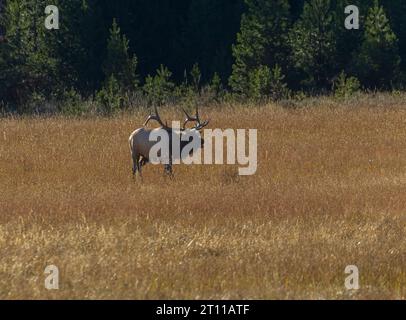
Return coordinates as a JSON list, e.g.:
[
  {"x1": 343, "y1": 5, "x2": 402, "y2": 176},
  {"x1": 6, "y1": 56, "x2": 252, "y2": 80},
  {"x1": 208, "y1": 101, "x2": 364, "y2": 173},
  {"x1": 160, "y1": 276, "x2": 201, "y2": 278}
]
[
  {"x1": 247, "y1": 65, "x2": 271, "y2": 100},
  {"x1": 190, "y1": 63, "x2": 201, "y2": 94},
  {"x1": 0, "y1": 0, "x2": 59, "y2": 111},
  {"x1": 210, "y1": 72, "x2": 224, "y2": 100},
  {"x1": 333, "y1": 0, "x2": 366, "y2": 74},
  {"x1": 288, "y1": 0, "x2": 337, "y2": 90},
  {"x1": 229, "y1": 0, "x2": 291, "y2": 97},
  {"x1": 269, "y1": 64, "x2": 290, "y2": 101},
  {"x1": 49, "y1": 0, "x2": 106, "y2": 94},
  {"x1": 102, "y1": 19, "x2": 138, "y2": 91},
  {"x1": 380, "y1": 0, "x2": 406, "y2": 77},
  {"x1": 353, "y1": 0, "x2": 401, "y2": 88},
  {"x1": 143, "y1": 65, "x2": 175, "y2": 106}
]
